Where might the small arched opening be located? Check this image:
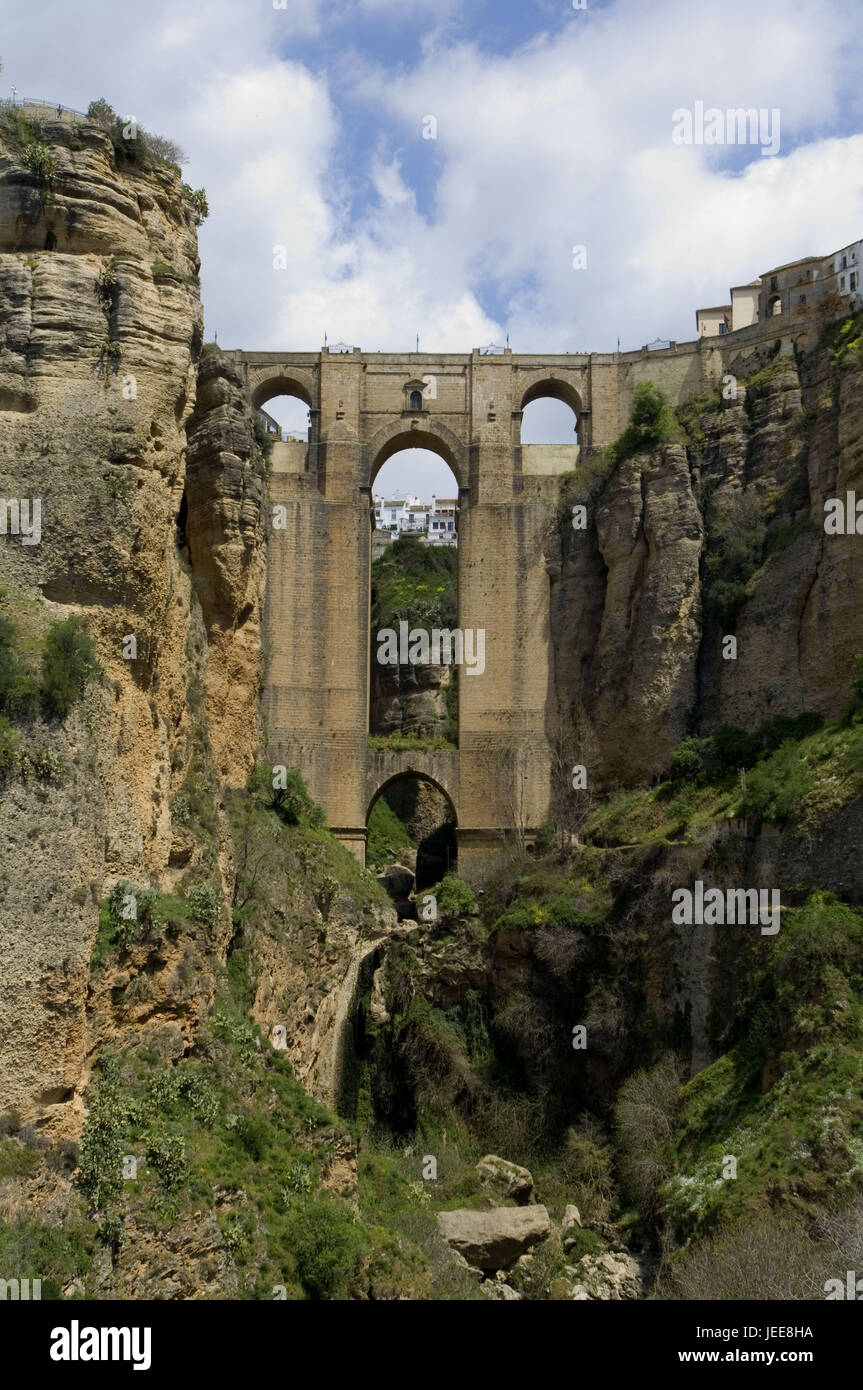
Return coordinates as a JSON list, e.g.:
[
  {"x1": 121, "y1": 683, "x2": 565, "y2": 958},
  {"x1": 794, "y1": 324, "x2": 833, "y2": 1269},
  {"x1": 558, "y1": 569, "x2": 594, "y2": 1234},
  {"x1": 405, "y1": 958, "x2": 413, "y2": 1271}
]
[
  {"x1": 252, "y1": 377, "x2": 313, "y2": 443},
  {"x1": 367, "y1": 773, "x2": 458, "y2": 905},
  {"x1": 519, "y1": 380, "x2": 582, "y2": 445}
]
